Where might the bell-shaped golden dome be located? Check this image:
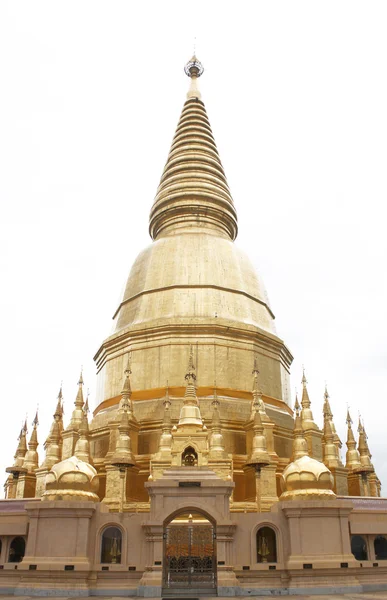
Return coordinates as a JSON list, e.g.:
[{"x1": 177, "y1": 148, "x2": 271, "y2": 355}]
[
  {"x1": 42, "y1": 456, "x2": 99, "y2": 502},
  {"x1": 280, "y1": 455, "x2": 336, "y2": 501},
  {"x1": 93, "y1": 58, "x2": 293, "y2": 408}
]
